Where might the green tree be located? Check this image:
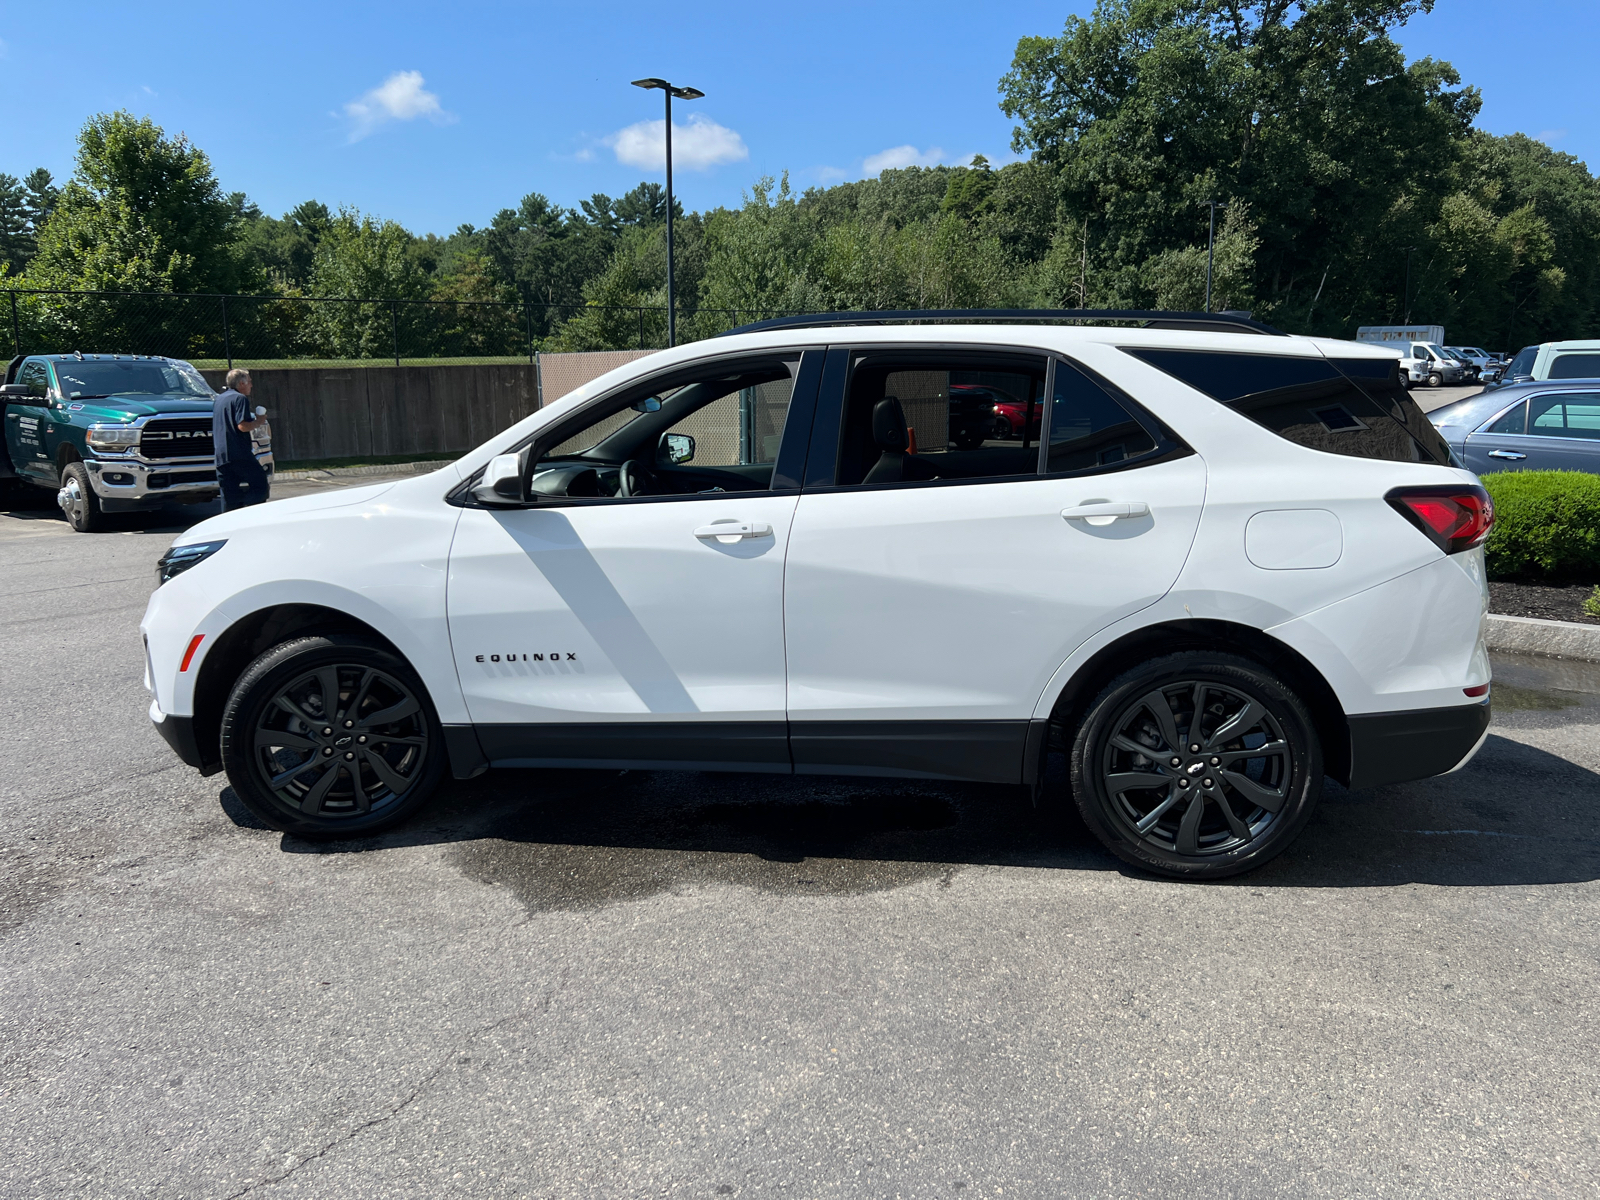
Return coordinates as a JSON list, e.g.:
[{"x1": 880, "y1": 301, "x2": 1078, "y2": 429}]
[
  {"x1": 0, "y1": 175, "x2": 30, "y2": 273},
  {"x1": 304, "y1": 209, "x2": 430, "y2": 359},
  {"x1": 1000, "y1": 0, "x2": 1479, "y2": 329},
  {"x1": 21, "y1": 114, "x2": 249, "y2": 354}
]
